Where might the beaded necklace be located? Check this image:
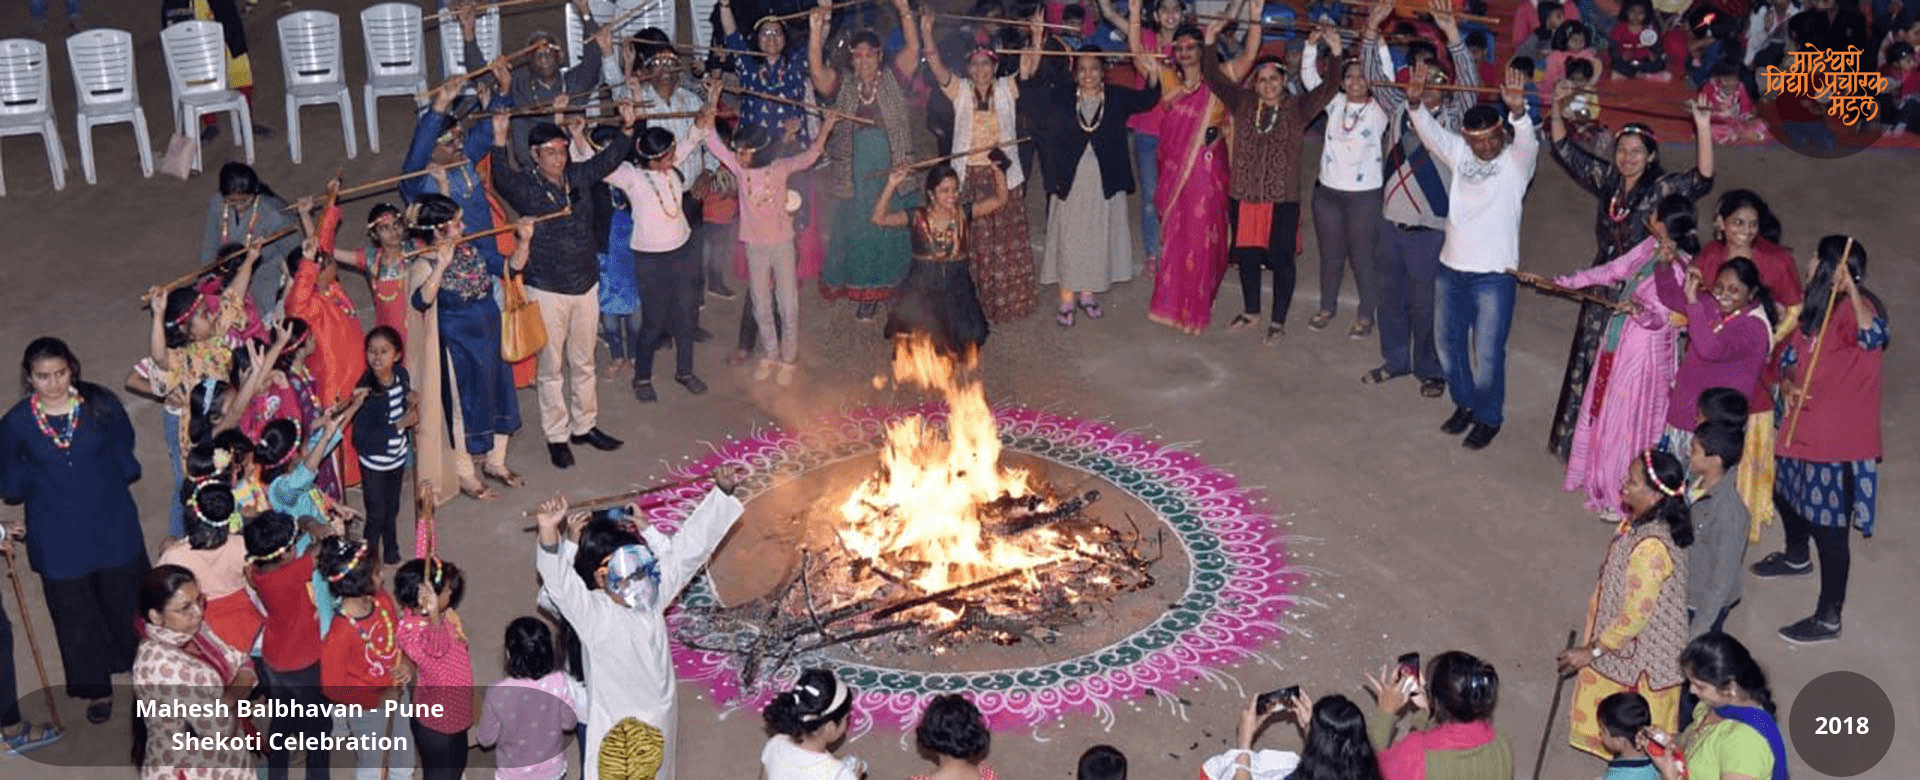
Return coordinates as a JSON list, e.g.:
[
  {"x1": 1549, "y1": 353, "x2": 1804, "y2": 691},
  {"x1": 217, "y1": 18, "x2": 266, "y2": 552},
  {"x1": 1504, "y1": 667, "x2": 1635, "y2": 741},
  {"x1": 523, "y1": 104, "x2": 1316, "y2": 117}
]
[
  {"x1": 342, "y1": 597, "x2": 400, "y2": 678},
  {"x1": 1606, "y1": 189, "x2": 1634, "y2": 223},
  {"x1": 1338, "y1": 101, "x2": 1369, "y2": 133},
  {"x1": 219, "y1": 197, "x2": 262, "y2": 246},
  {"x1": 1709, "y1": 305, "x2": 1754, "y2": 333},
  {"x1": 1254, "y1": 102, "x2": 1281, "y2": 134},
  {"x1": 30, "y1": 390, "x2": 80, "y2": 449},
  {"x1": 857, "y1": 76, "x2": 880, "y2": 106},
  {"x1": 1076, "y1": 94, "x2": 1105, "y2": 133},
  {"x1": 641, "y1": 169, "x2": 683, "y2": 220}
]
